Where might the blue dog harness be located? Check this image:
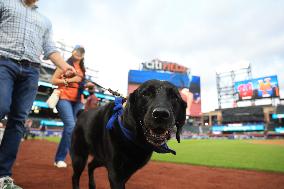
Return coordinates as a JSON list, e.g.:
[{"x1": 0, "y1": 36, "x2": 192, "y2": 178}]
[
  {"x1": 106, "y1": 97, "x2": 135, "y2": 140},
  {"x1": 106, "y1": 97, "x2": 176, "y2": 155}
]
